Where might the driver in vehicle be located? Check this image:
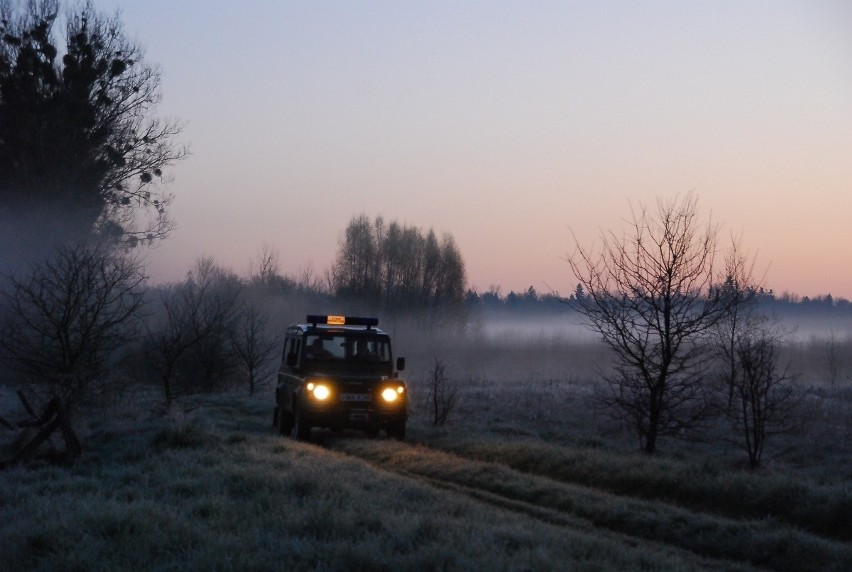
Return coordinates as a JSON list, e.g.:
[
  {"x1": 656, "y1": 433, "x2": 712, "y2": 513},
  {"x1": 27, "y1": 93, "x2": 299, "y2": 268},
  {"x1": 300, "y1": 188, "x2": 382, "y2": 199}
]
[
  {"x1": 354, "y1": 339, "x2": 375, "y2": 360},
  {"x1": 306, "y1": 337, "x2": 332, "y2": 359}
]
